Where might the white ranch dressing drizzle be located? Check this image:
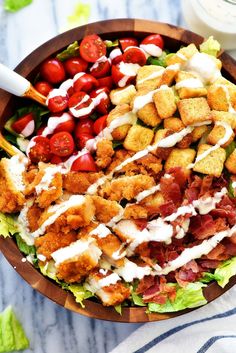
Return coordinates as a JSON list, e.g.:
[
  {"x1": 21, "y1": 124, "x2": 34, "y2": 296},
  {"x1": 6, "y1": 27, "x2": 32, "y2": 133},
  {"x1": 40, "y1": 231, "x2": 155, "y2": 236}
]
[
  {"x1": 69, "y1": 94, "x2": 95, "y2": 118},
  {"x1": 118, "y1": 62, "x2": 140, "y2": 87},
  {"x1": 137, "y1": 68, "x2": 165, "y2": 85},
  {"x1": 232, "y1": 181, "x2": 236, "y2": 189},
  {"x1": 166, "y1": 63, "x2": 181, "y2": 71},
  {"x1": 46, "y1": 88, "x2": 67, "y2": 105},
  {"x1": 188, "y1": 121, "x2": 233, "y2": 169},
  {"x1": 89, "y1": 224, "x2": 111, "y2": 238},
  {"x1": 35, "y1": 165, "x2": 65, "y2": 195},
  {"x1": 109, "y1": 48, "x2": 122, "y2": 61},
  {"x1": 26, "y1": 136, "x2": 37, "y2": 156},
  {"x1": 139, "y1": 43, "x2": 162, "y2": 57},
  {"x1": 42, "y1": 112, "x2": 72, "y2": 137},
  {"x1": 192, "y1": 187, "x2": 227, "y2": 214},
  {"x1": 63, "y1": 150, "x2": 88, "y2": 170},
  {"x1": 115, "y1": 259, "x2": 152, "y2": 282},
  {"x1": 97, "y1": 273, "x2": 120, "y2": 288},
  {"x1": 175, "y1": 52, "x2": 188, "y2": 61},
  {"x1": 21, "y1": 120, "x2": 35, "y2": 137},
  {"x1": 175, "y1": 219, "x2": 190, "y2": 239},
  {"x1": 85, "y1": 272, "x2": 121, "y2": 293},
  {"x1": 132, "y1": 84, "x2": 169, "y2": 112},
  {"x1": 6, "y1": 154, "x2": 28, "y2": 192},
  {"x1": 175, "y1": 77, "x2": 204, "y2": 89},
  {"x1": 17, "y1": 199, "x2": 35, "y2": 245},
  {"x1": 73, "y1": 72, "x2": 85, "y2": 82},
  {"x1": 112, "y1": 244, "x2": 127, "y2": 260},
  {"x1": 112, "y1": 85, "x2": 135, "y2": 97},
  {"x1": 32, "y1": 195, "x2": 86, "y2": 237},
  {"x1": 135, "y1": 184, "x2": 160, "y2": 203},
  {"x1": 157, "y1": 225, "x2": 236, "y2": 276},
  {"x1": 59, "y1": 79, "x2": 73, "y2": 92},
  {"x1": 92, "y1": 90, "x2": 108, "y2": 107},
  {"x1": 164, "y1": 204, "x2": 197, "y2": 222},
  {"x1": 90, "y1": 55, "x2": 108, "y2": 71}
]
